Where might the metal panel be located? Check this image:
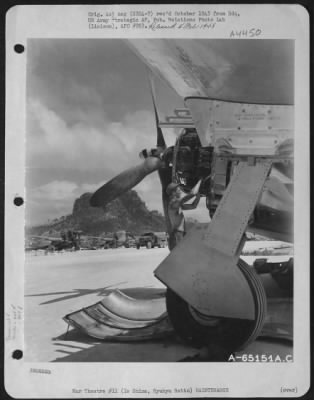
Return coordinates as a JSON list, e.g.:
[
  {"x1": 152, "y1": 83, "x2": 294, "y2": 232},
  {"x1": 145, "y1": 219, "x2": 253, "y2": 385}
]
[
  {"x1": 185, "y1": 98, "x2": 294, "y2": 152},
  {"x1": 63, "y1": 290, "x2": 171, "y2": 341},
  {"x1": 84, "y1": 303, "x2": 159, "y2": 329},
  {"x1": 159, "y1": 122, "x2": 194, "y2": 128},
  {"x1": 100, "y1": 290, "x2": 166, "y2": 321},
  {"x1": 65, "y1": 310, "x2": 172, "y2": 341}
]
